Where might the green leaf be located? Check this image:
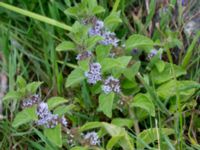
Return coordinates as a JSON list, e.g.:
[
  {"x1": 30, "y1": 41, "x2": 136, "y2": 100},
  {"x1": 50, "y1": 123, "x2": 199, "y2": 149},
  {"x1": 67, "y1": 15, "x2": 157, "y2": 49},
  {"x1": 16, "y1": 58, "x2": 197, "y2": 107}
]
[
  {"x1": 56, "y1": 41, "x2": 75, "y2": 51},
  {"x1": 125, "y1": 34, "x2": 154, "y2": 52},
  {"x1": 96, "y1": 45, "x2": 112, "y2": 61},
  {"x1": 65, "y1": 68, "x2": 85, "y2": 88},
  {"x1": 3, "y1": 91, "x2": 21, "y2": 102},
  {"x1": 98, "y1": 92, "x2": 115, "y2": 118},
  {"x1": 53, "y1": 104, "x2": 75, "y2": 116},
  {"x1": 111, "y1": 118, "x2": 133, "y2": 129},
  {"x1": 26, "y1": 81, "x2": 43, "y2": 93},
  {"x1": 78, "y1": 58, "x2": 90, "y2": 71},
  {"x1": 80, "y1": 122, "x2": 102, "y2": 132},
  {"x1": 86, "y1": 35, "x2": 104, "y2": 50},
  {"x1": 12, "y1": 106, "x2": 37, "y2": 128},
  {"x1": 16, "y1": 76, "x2": 26, "y2": 88},
  {"x1": 101, "y1": 56, "x2": 131, "y2": 73},
  {"x1": 70, "y1": 147, "x2": 88, "y2": 150},
  {"x1": 155, "y1": 60, "x2": 165, "y2": 73},
  {"x1": 137, "y1": 128, "x2": 174, "y2": 149},
  {"x1": 123, "y1": 61, "x2": 140, "y2": 81},
  {"x1": 47, "y1": 97, "x2": 68, "y2": 110},
  {"x1": 44, "y1": 124, "x2": 62, "y2": 147},
  {"x1": 157, "y1": 80, "x2": 199, "y2": 99},
  {"x1": 131, "y1": 93, "x2": 155, "y2": 117},
  {"x1": 106, "y1": 135, "x2": 123, "y2": 150},
  {"x1": 104, "y1": 12, "x2": 122, "y2": 30},
  {"x1": 92, "y1": 5, "x2": 105, "y2": 14},
  {"x1": 151, "y1": 63, "x2": 186, "y2": 84}
]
